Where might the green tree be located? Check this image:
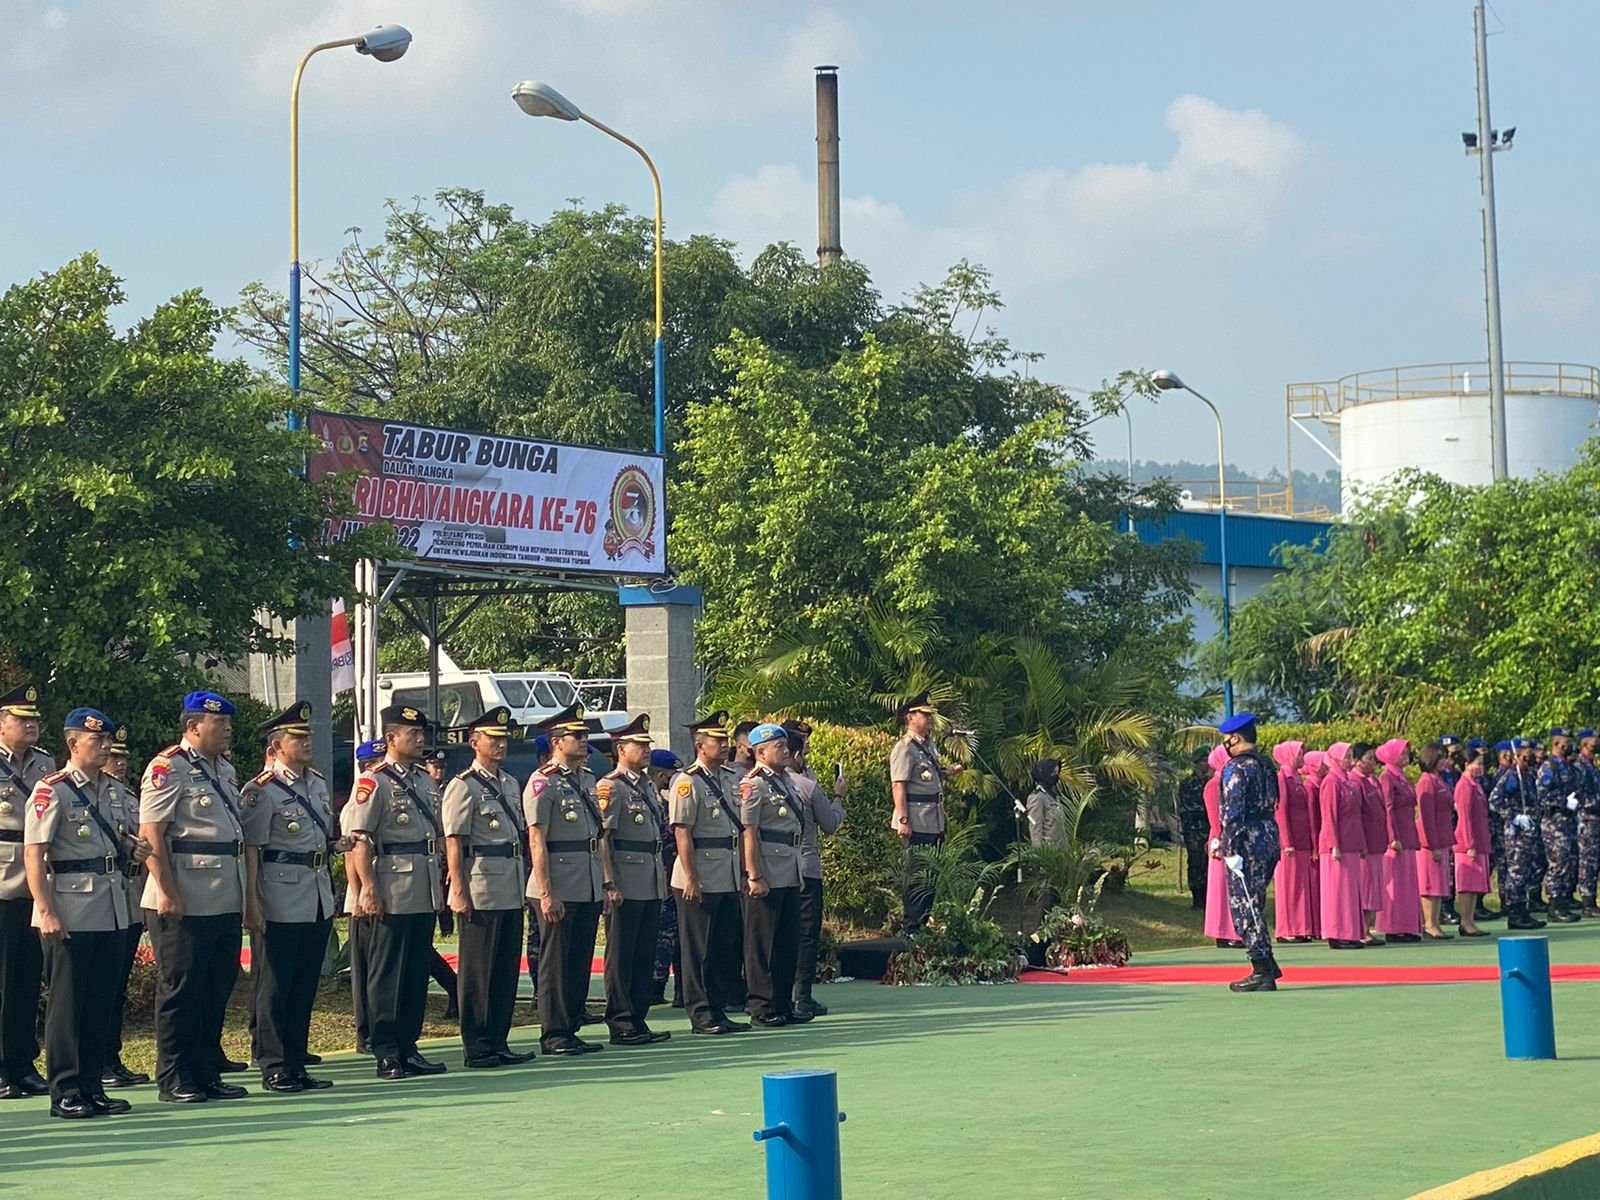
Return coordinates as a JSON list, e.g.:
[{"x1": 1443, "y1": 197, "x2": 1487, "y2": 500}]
[{"x1": 0, "y1": 254, "x2": 390, "y2": 761}]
